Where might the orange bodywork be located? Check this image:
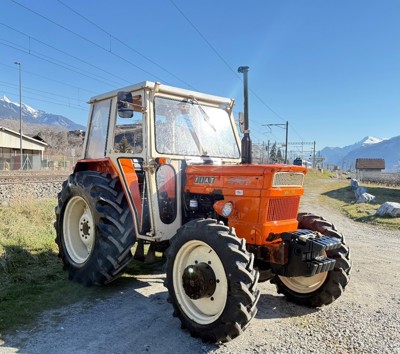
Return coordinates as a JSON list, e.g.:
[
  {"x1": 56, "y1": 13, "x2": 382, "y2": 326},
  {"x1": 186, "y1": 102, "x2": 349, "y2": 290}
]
[
  {"x1": 184, "y1": 164, "x2": 307, "y2": 246},
  {"x1": 74, "y1": 157, "x2": 143, "y2": 229}
]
